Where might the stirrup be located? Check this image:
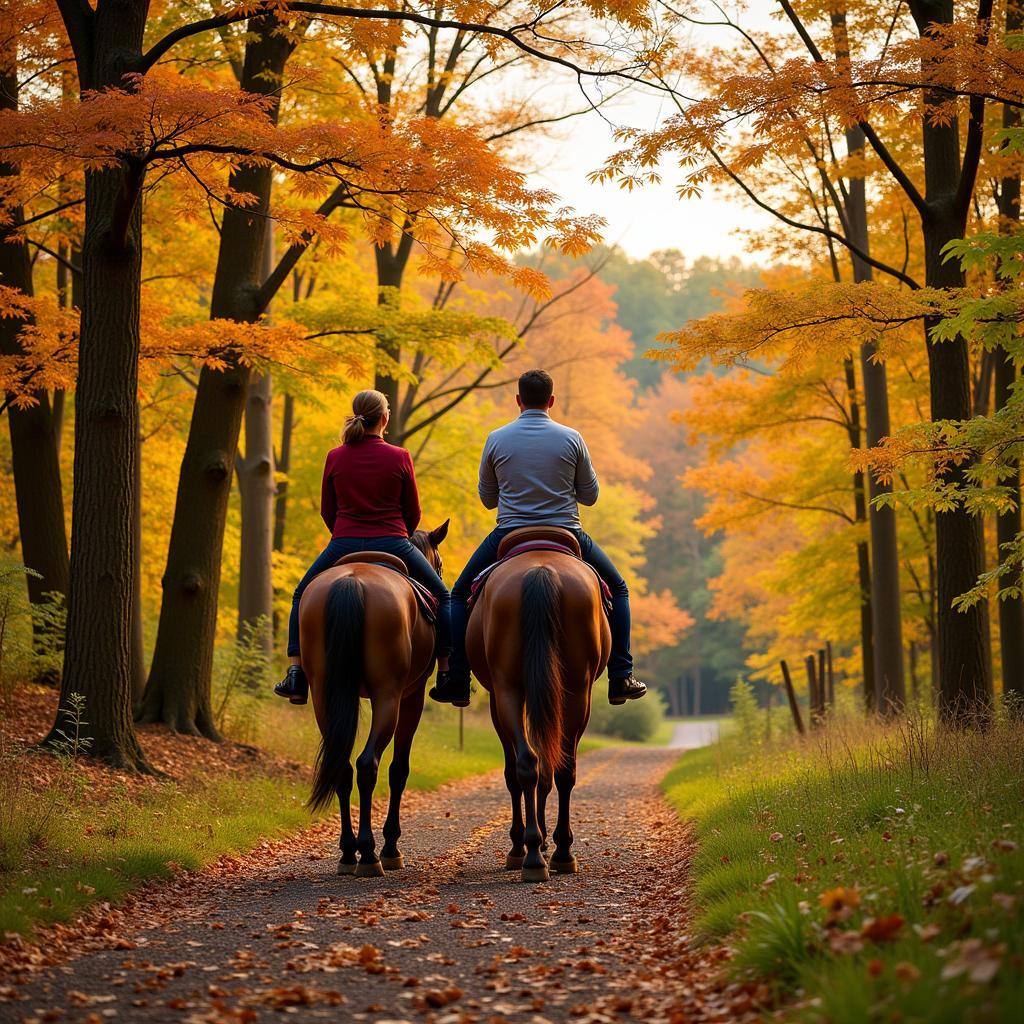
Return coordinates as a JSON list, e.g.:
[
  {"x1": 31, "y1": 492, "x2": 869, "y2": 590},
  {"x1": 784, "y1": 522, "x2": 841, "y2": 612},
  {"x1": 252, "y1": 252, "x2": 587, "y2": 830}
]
[{"x1": 429, "y1": 671, "x2": 470, "y2": 708}]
